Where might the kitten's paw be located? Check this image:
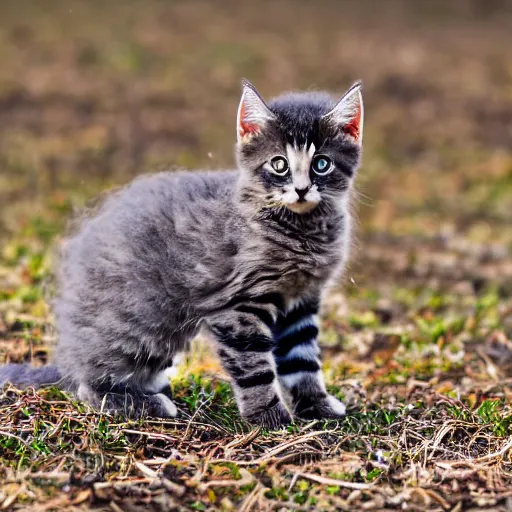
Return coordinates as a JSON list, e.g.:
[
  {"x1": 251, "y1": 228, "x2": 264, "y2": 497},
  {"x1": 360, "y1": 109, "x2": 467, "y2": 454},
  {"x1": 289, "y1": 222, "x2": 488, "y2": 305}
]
[
  {"x1": 96, "y1": 390, "x2": 178, "y2": 419},
  {"x1": 118, "y1": 393, "x2": 178, "y2": 418},
  {"x1": 78, "y1": 383, "x2": 178, "y2": 419},
  {"x1": 244, "y1": 400, "x2": 292, "y2": 429},
  {"x1": 295, "y1": 394, "x2": 346, "y2": 420},
  {"x1": 149, "y1": 393, "x2": 178, "y2": 418}
]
